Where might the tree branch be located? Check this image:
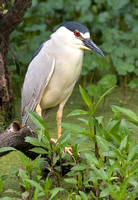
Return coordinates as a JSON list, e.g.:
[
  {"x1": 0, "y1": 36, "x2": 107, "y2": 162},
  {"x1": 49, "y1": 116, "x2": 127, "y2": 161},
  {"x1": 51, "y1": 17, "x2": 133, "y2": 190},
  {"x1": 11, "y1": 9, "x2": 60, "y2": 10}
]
[{"x1": 0, "y1": 0, "x2": 32, "y2": 37}]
